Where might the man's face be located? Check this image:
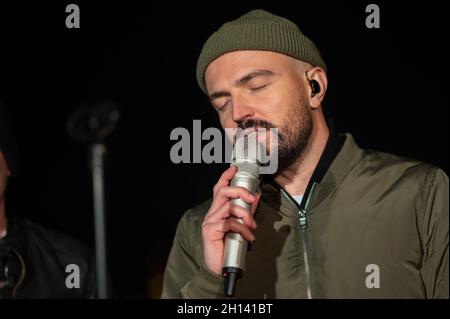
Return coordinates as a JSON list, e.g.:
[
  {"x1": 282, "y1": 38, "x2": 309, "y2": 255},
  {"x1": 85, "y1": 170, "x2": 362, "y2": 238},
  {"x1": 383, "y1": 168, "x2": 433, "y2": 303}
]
[
  {"x1": 205, "y1": 50, "x2": 314, "y2": 173},
  {"x1": 0, "y1": 151, "x2": 10, "y2": 201}
]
